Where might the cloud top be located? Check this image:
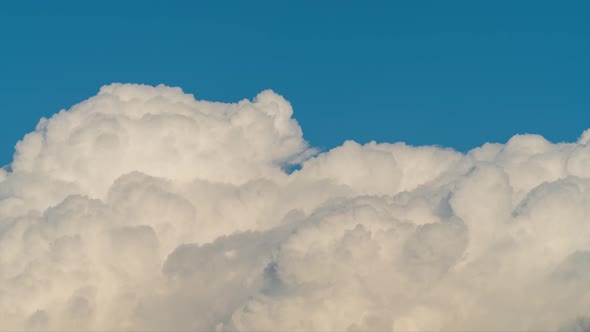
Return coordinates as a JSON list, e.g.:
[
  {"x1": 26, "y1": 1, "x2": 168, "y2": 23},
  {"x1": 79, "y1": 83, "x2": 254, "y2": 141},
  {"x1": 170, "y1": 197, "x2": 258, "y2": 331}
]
[{"x1": 1, "y1": 84, "x2": 590, "y2": 331}]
